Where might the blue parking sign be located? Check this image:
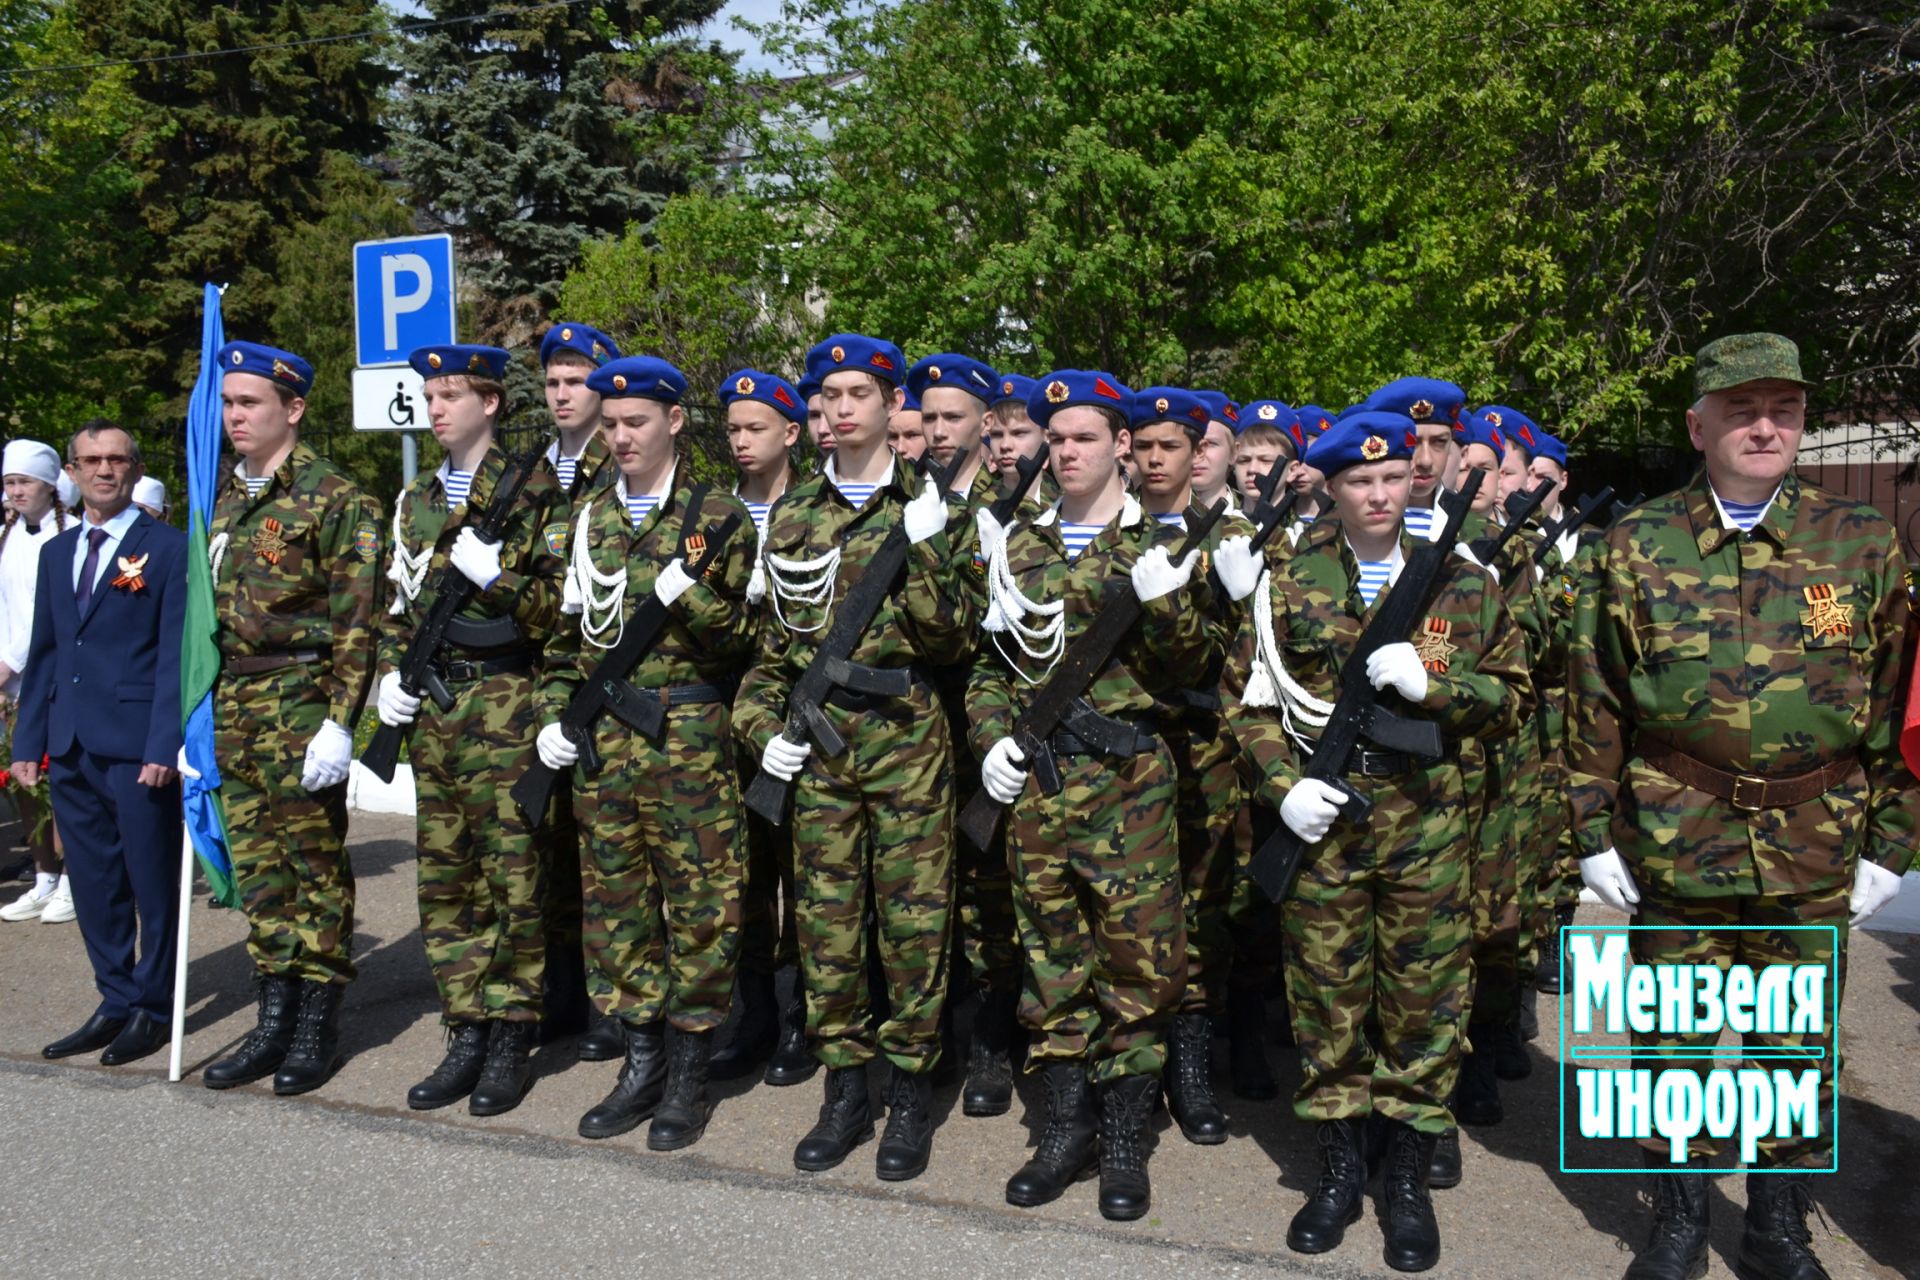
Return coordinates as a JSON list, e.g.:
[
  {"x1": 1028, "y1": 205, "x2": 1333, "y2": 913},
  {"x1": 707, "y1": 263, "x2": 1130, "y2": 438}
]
[{"x1": 353, "y1": 234, "x2": 457, "y2": 368}]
